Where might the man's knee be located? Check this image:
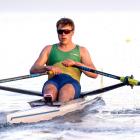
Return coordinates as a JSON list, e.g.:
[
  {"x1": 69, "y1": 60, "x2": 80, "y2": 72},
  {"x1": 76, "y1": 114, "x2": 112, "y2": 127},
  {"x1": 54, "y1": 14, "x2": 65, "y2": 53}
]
[
  {"x1": 58, "y1": 84, "x2": 75, "y2": 102},
  {"x1": 43, "y1": 84, "x2": 58, "y2": 101}
]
